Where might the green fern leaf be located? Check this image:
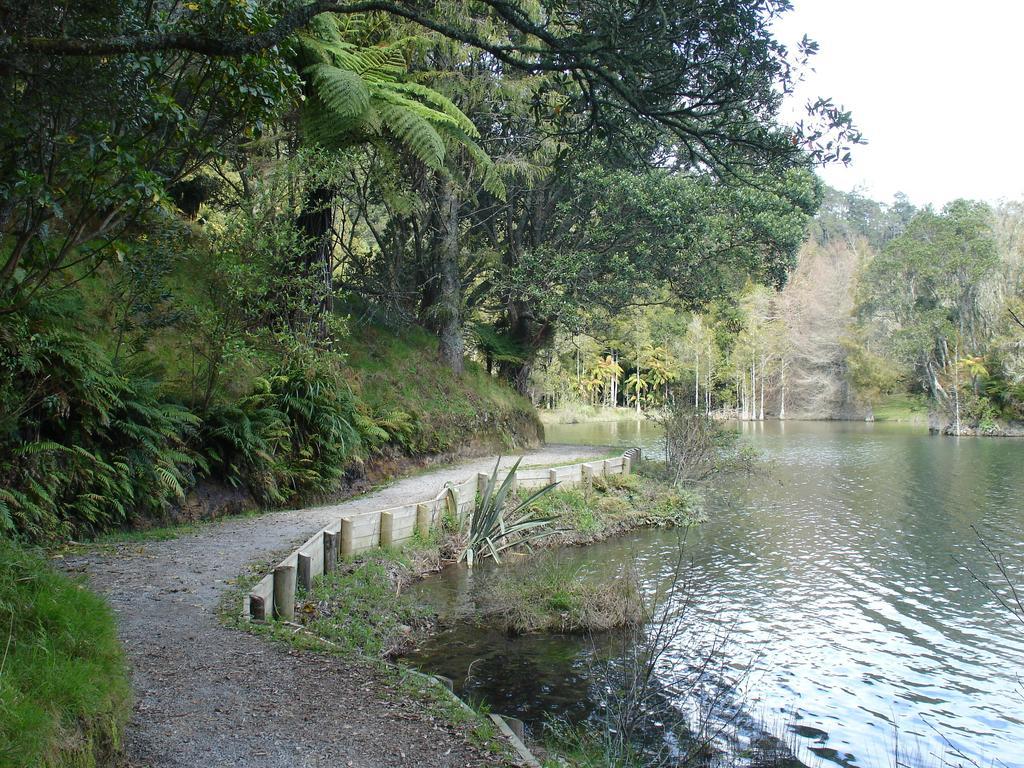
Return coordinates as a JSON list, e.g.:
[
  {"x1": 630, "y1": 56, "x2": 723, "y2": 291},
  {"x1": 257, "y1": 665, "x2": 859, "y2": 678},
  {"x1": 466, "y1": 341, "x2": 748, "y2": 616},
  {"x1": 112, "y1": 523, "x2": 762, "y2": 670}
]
[{"x1": 306, "y1": 63, "x2": 371, "y2": 119}]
